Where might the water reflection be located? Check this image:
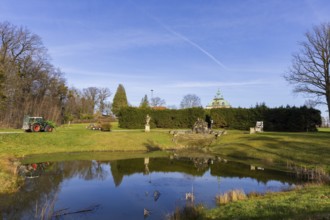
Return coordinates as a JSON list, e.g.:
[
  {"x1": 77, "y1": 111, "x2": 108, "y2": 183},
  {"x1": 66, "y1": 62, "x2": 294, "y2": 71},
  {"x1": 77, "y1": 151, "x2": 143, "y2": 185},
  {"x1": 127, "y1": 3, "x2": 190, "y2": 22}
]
[{"x1": 2, "y1": 157, "x2": 298, "y2": 220}]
